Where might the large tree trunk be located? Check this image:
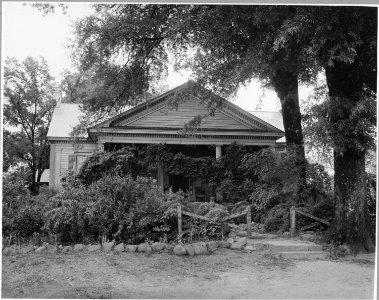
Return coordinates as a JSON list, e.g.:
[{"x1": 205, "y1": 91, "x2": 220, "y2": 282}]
[
  {"x1": 271, "y1": 69, "x2": 306, "y2": 198},
  {"x1": 29, "y1": 168, "x2": 40, "y2": 195},
  {"x1": 325, "y1": 61, "x2": 375, "y2": 252},
  {"x1": 333, "y1": 148, "x2": 374, "y2": 252}
]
